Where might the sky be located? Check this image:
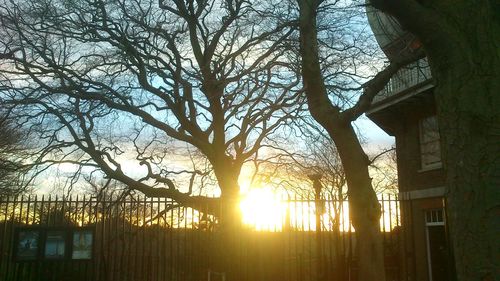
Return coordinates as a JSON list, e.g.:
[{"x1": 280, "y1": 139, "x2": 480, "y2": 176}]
[
  {"x1": 355, "y1": 115, "x2": 395, "y2": 153},
  {"x1": 19, "y1": 0, "x2": 396, "y2": 197}
]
